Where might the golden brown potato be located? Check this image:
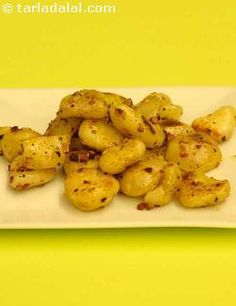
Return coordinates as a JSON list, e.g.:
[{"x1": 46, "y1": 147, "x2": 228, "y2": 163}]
[
  {"x1": 64, "y1": 168, "x2": 120, "y2": 211},
  {"x1": 143, "y1": 163, "x2": 181, "y2": 208},
  {"x1": 1, "y1": 127, "x2": 40, "y2": 162},
  {"x1": 178, "y1": 172, "x2": 231, "y2": 208},
  {"x1": 58, "y1": 90, "x2": 109, "y2": 119},
  {"x1": 136, "y1": 92, "x2": 183, "y2": 123},
  {"x1": 99, "y1": 138, "x2": 146, "y2": 175},
  {"x1": 79, "y1": 119, "x2": 124, "y2": 152},
  {"x1": 192, "y1": 106, "x2": 236, "y2": 142},
  {"x1": 110, "y1": 102, "x2": 165, "y2": 148},
  {"x1": 22, "y1": 135, "x2": 70, "y2": 169},
  {"x1": 45, "y1": 116, "x2": 81, "y2": 137},
  {"x1": 165, "y1": 134, "x2": 222, "y2": 172},
  {"x1": 0, "y1": 126, "x2": 11, "y2": 156},
  {"x1": 119, "y1": 158, "x2": 166, "y2": 197},
  {"x1": 9, "y1": 155, "x2": 56, "y2": 190},
  {"x1": 9, "y1": 169, "x2": 56, "y2": 191}
]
